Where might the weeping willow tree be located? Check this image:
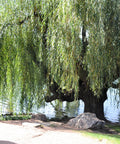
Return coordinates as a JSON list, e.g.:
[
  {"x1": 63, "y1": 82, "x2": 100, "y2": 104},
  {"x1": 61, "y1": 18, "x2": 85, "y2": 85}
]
[{"x1": 0, "y1": 0, "x2": 120, "y2": 119}]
